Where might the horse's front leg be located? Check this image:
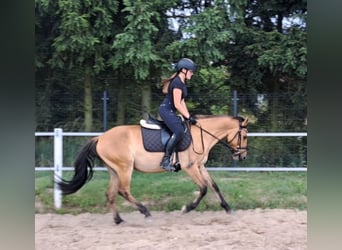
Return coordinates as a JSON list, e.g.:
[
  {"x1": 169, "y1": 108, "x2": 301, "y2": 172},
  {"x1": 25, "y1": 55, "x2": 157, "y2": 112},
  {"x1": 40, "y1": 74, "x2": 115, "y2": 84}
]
[
  {"x1": 181, "y1": 163, "x2": 209, "y2": 213},
  {"x1": 211, "y1": 181, "x2": 232, "y2": 213},
  {"x1": 200, "y1": 165, "x2": 232, "y2": 213},
  {"x1": 181, "y1": 185, "x2": 208, "y2": 213}
]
